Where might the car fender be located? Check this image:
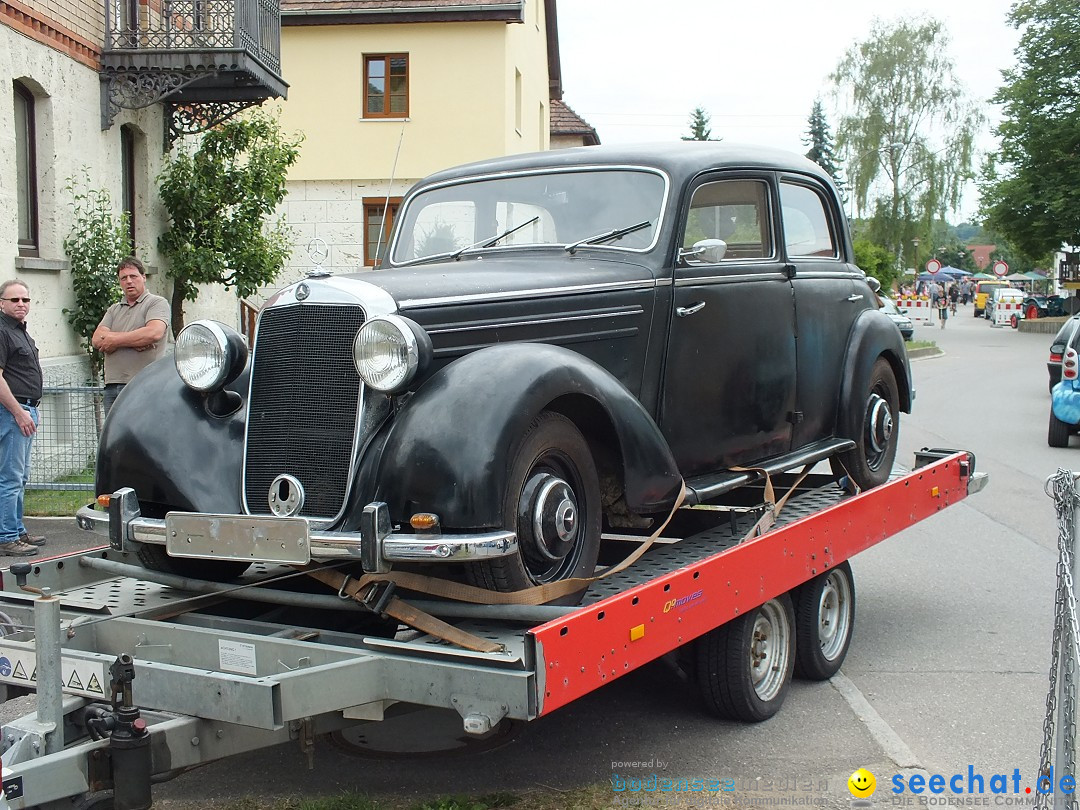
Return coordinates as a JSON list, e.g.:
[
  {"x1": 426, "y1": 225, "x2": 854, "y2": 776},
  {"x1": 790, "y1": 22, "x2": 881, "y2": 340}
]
[
  {"x1": 97, "y1": 358, "x2": 247, "y2": 514},
  {"x1": 837, "y1": 309, "x2": 914, "y2": 439},
  {"x1": 1052, "y1": 380, "x2": 1080, "y2": 424},
  {"x1": 374, "y1": 342, "x2": 683, "y2": 528}
]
